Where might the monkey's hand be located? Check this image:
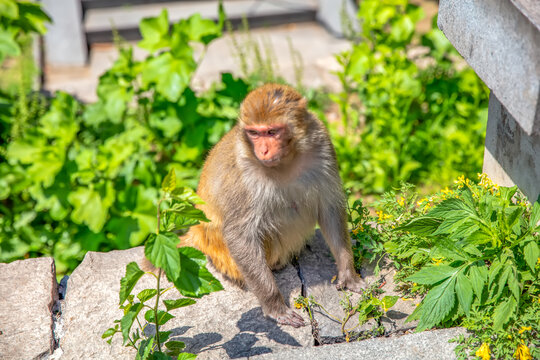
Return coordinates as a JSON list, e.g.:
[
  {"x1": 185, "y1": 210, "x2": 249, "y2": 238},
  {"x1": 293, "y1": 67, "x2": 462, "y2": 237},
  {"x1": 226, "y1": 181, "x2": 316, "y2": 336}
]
[
  {"x1": 273, "y1": 308, "x2": 306, "y2": 328},
  {"x1": 337, "y1": 273, "x2": 367, "y2": 293}
]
